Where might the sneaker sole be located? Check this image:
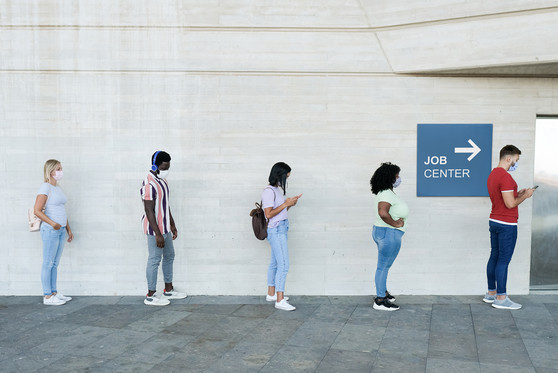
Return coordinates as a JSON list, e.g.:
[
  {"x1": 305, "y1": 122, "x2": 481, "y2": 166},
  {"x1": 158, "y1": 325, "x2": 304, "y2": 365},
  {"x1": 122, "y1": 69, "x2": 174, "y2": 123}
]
[
  {"x1": 44, "y1": 302, "x2": 65, "y2": 306},
  {"x1": 373, "y1": 304, "x2": 399, "y2": 311},
  {"x1": 491, "y1": 303, "x2": 521, "y2": 310},
  {"x1": 275, "y1": 306, "x2": 296, "y2": 311},
  {"x1": 482, "y1": 298, "x2": 495, "y2": 304},
  {"x1": 163, "y1": 295, "x2": 188, "y2": 300},
  {"x1": 144, "y1": 300, "x2": 170, "y2": 306}
]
